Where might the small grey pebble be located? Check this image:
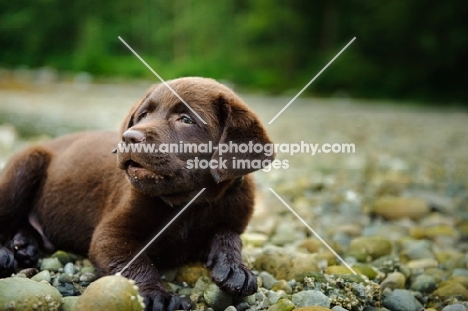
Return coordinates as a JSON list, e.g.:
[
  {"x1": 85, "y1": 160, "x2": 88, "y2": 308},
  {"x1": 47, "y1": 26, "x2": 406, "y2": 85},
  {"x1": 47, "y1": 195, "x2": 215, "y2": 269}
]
[
  {"x1": 63, "y1": 262, "x2": 75, "y2": 275},
  {"x1": 383, "y1": 289, "x2": 423, "y2": 311},
  {"x1": 442, "y1": 304, "x2": 467, "y2": 311},
  {"x1": 59, "y1": 273, "x2": 73, "y2": 283},
  {"x1": 57, "y1": 282, "x2": 77, "y2": 297},
  {"x1": 258, "y1": 271, "x2": 277, "y2": 289},
  {"x1": 31, "y1": 270, "x2": 51, "y2": 283},
  {"x1": 292, "y1": 290, "x2": 331, "y2": 308},
  {"x1": 224, "y1": 306, "x2": 237, "y2": 311},
  {"x1": 235, "y1": 302, "x2": 250, "y2": 311},
  {"x1": 332, "y1": 306, "x2": 349, "y2": 311},
  {"x1": 79, "y1": 272, "x2": 97, "y2": 282},
  {"x1": 40, "y1": 257, "x2": 63, "y2": 272}
]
